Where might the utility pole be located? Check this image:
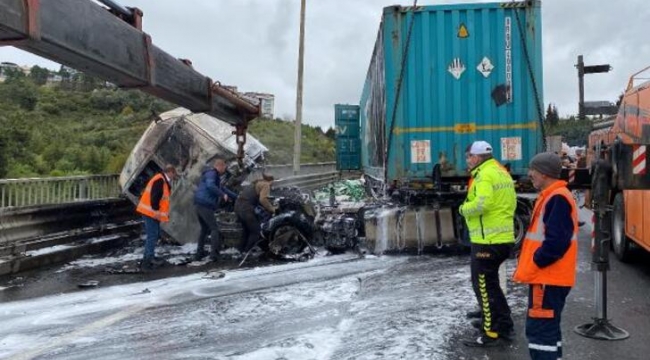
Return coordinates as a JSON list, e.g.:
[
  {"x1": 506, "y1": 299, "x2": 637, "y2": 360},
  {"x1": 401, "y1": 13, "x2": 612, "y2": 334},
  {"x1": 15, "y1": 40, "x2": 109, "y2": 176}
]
[
  {"x1": 293, "y1": 0, "x2": 306, "y2": 176},
  {"x1": 577, "y1": 55, "x2": 585, "y2": 120}
]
